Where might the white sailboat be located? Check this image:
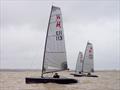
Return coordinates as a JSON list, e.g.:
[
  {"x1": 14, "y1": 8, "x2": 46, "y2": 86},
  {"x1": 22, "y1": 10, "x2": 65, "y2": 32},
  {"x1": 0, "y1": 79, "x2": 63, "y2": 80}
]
[
  {"x1": 25, "y1": 6, "x2": 77, "y2": 84},
  {"x1": 82, "y1": 42, "x2": 98, "y2": 77},
  {"x1": 82, "y1": 42, "x2": 94, "y2": 74},
  {"x1": 71, "y1": 42, "x2": 97, "y2": 77},
  {"x1": 70, "y1": 51, "x2": 86, "y2": 76},
  {"x1": 41, "y1": 5, "x2": 67, "y2": 75},
  {"x1": 75, "y1": 51, "x2": 83, "y2": 74}
]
